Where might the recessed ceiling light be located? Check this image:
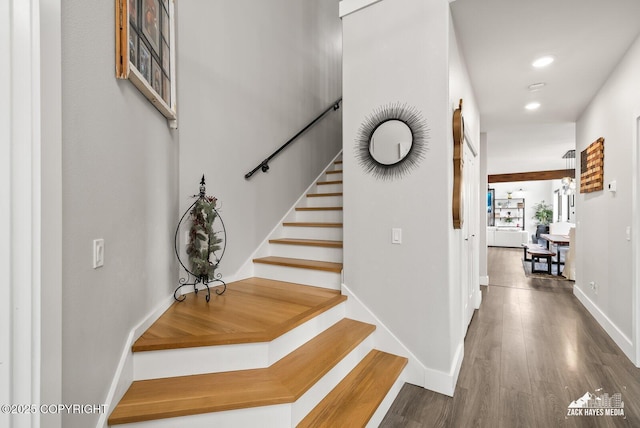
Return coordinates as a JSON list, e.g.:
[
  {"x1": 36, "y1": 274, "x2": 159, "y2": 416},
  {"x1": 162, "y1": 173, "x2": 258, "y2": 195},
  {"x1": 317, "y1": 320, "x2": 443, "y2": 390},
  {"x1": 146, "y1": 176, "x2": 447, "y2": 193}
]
[
  {"x1": 528, "y1": 82, "x2": 546, "y2": 91},
  {"x1": 532, "y1": 56, "x2": 555, "y2": 68},
  {"x1": 525, "y1": 102, "x2": 541, "y2": 110}
]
